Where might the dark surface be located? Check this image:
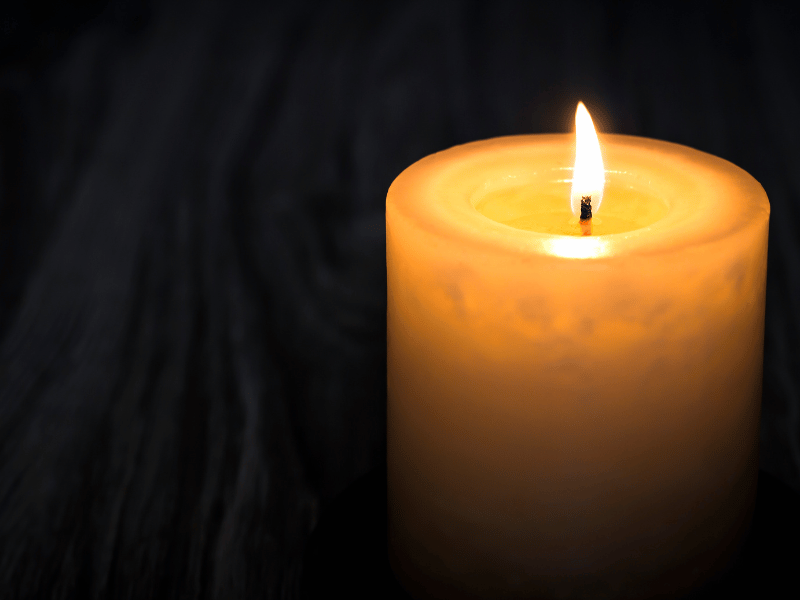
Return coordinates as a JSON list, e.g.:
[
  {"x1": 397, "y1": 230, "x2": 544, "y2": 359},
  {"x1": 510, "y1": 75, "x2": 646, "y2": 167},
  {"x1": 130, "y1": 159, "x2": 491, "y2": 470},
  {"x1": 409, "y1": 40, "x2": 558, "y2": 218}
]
[
  {"x1": 300, "y1": 468, "x2": 800, "y2": 600},
  {"x1": 0, "y1": 1, "x2": 799, "y2": 598}
]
